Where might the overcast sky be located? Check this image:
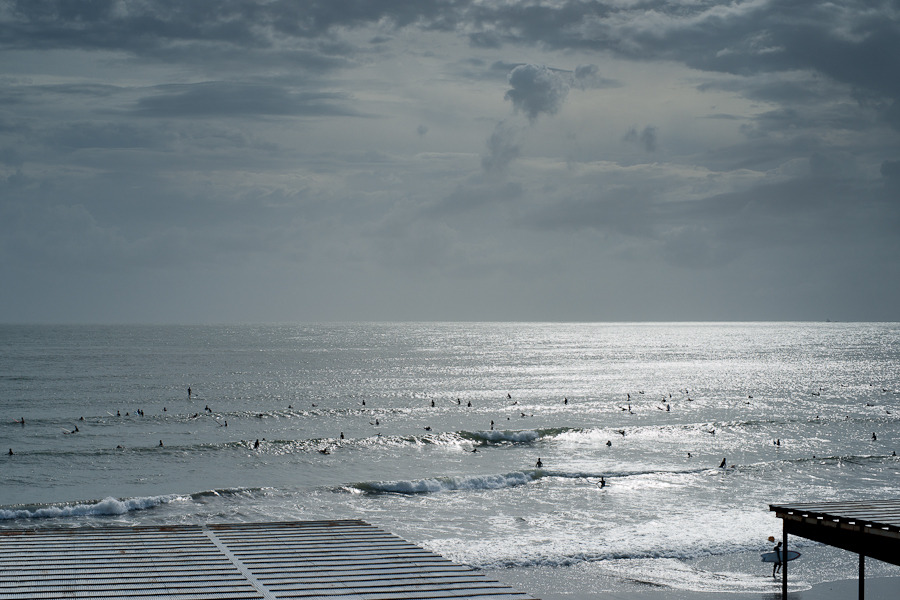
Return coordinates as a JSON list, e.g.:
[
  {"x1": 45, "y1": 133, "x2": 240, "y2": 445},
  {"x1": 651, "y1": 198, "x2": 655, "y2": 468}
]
[{"x1": 2, "y1": 0, "x2": 899, "y2": 323}]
